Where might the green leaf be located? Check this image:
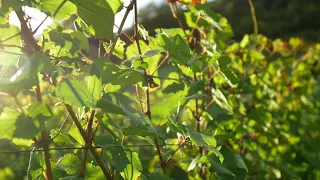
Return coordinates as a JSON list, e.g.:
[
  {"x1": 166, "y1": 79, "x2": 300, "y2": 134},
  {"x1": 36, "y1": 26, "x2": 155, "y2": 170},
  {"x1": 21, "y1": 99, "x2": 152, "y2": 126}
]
[
  {"x1": 0, "y1": 25, "x2": 21, "y2": 68},
  {"x1": 56, "y1": 153, "x2": 81, "y2": 175},
  {"x1": 124, "y1": 50, "x2": 159, "y2": 62},
  {"x1": 0, "y1": 0, "x2": 22, "y2": 24},
  {"x1": 45, "y1": 29, "x2": 89, "y2": 57},
  {"x1": 199, "y1": 155, "x2": 234, "y2": 176},
  {"x1": 158, "y1": 32, "x2": 192, "y2": 64},
  {"x1": 0, "y1": 60, "x2": 38, "y2": 96},
  {"x1": 185, "y1": 4, "x2": 221, "y2": 29},
  {"x1": 155, "y1": 28, "x2": 186, "y2": 37},
  {"x1": 91, "y1": 58, "x2": 120, "y2": 83},
  {"x1": 87, "y1": 75, "x2": 102, "y2": 102},
  {"x1": 55, "y1": 79, "x2": 99, "y2": 108},
  {"x1": 220, "y1": 68, "x2": 239, "y2": 84},
  {"x1": 25, "y1": 102, "x2": 53, "y2": 130},
  {"x1": 0, "y1": 104, "x2": 49, "y2": 140},
  {"x1": 26, "y1": 102, "x2": 52, "y2": 118},
  {"x1": 163, "y1": 83, "x2": 185, "y2": 94},
  {"x1": 170, "y1": 34, "x2": 192, "y2": 64},
  {"x1": 152, "y1": 90, "x2": 187, "y2": 125},
  {"x1": 187, "y1": 129, "x2": 223, "y2": 162},
  {"x1": 138, "y1": 24, "x2": 149, "y2": 41},
  {"x1": 215, "y1": 146, "x2": 247, "y2": 179},
  {"x1": 107, "y1": 0, "x2": 123, "y2": 14},
  {"x1": 0, "y1": 108, "x2": 20, "y2": 139},
  {"x1": 166, "y1": 118, "x2": 188, "y2": 135},
  {"x1": 148, "y1": 172, "x2": 174, "y2": 180},
  {"x1": 122, "y1": 125, "x2": 156, "y2": 138},
  {"x1": 71, "y1": 0, "x2": 114, "y2": 39},
  {"x1": 50, "y1": 129, "x2": 77, "y2": 145},
  {"x1": 188, "y1": 155, "x2": 201, "y2": 171},
  {"x1": 289, "y1": 37, "x2": 302, "y2": 48},
  {"x1": 97, "y1": 92, "x2": 134, "y2": 115},
  {"x1": 104, "y1": 39, "x2": 126, "y2": 59},
  {"x1": 188, "y1": 131, "x2": 207, "y2": 147},
  {"x1": 93, "y1": 58, "x2": 144, "y2": 88},
  {"x1": 113, "y1": 39, "x2": 125, "y2": 59},
  {"x1": 240, "y1": 34, "x2": 249, "y2": 48},
  {"x1": 202, "y1": 134, "x2": 217, "y2": 147},
  {"x1": 157, "y1": 32, "x2": 174, "y2": 53},
  {"x1": 97, "y1": 93, "x2": 157, "y2": 136},
  {"x1": 13, "y1": 116, "x2": 39, "y2": 139},
  {"x1": 187, "y1": 80, "x2": 206, "y2": 98},
  {"x1": 218, "y1": 56, "x2": 231, "y2": 68},
  {"x1": 248, "y1": 50, "x2": 265, "y2": 61},
  {"x1": 27, "y1": 150, "x2": 44, "y2": 180},
  {"x1": 120, "y1": 151, "x2": 142, "y2": 180},
  {"x1": 60, "y1": 176, "x2": 83, "y2": 180},
  {"x1": 32, "y1": 52, "x2": 55, "y2": 73},
  {"x1": 95, "y1": 135, "x2": 130, "y2": 173},
  {"x1": 220, "y1": 146, "x2": 247, "y2": 171},
  {"x1": 68, "y1": 124, "x2": 85, "y2": 146},
  {"x1": 37, "y1": 0, "x2": 77, "y2": 20},
  {"x1": 84, "y1": 163, "x2": 104, "y2": 179}
]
